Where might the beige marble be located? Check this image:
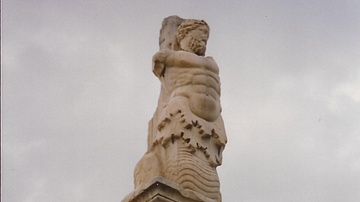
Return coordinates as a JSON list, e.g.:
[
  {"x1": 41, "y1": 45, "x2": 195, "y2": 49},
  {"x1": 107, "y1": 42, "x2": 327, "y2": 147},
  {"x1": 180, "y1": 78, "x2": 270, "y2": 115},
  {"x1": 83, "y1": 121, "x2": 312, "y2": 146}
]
[
  {"x1": 124, "y1": 16, "x2": 227, "y2": 202},
  {"x1": 124, "y1": 176, "x2": 217, "y2": 202}
]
